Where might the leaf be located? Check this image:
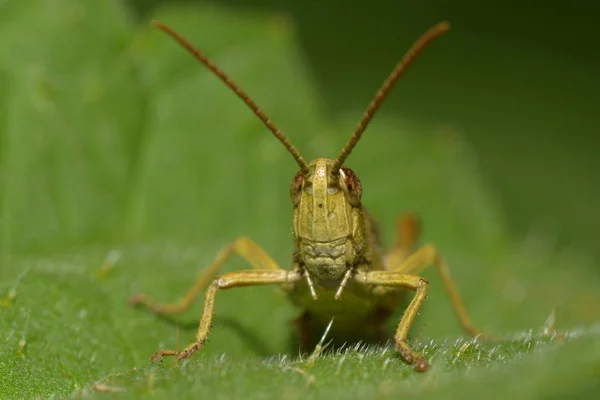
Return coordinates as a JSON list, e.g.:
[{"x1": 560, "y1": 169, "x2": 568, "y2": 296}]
[
  {"x1": 0, "y1": 0, "x2": 143, "y2": 253},
  {"x1": 0, "y1": 1, "x2": 599, "y2": 399}
]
